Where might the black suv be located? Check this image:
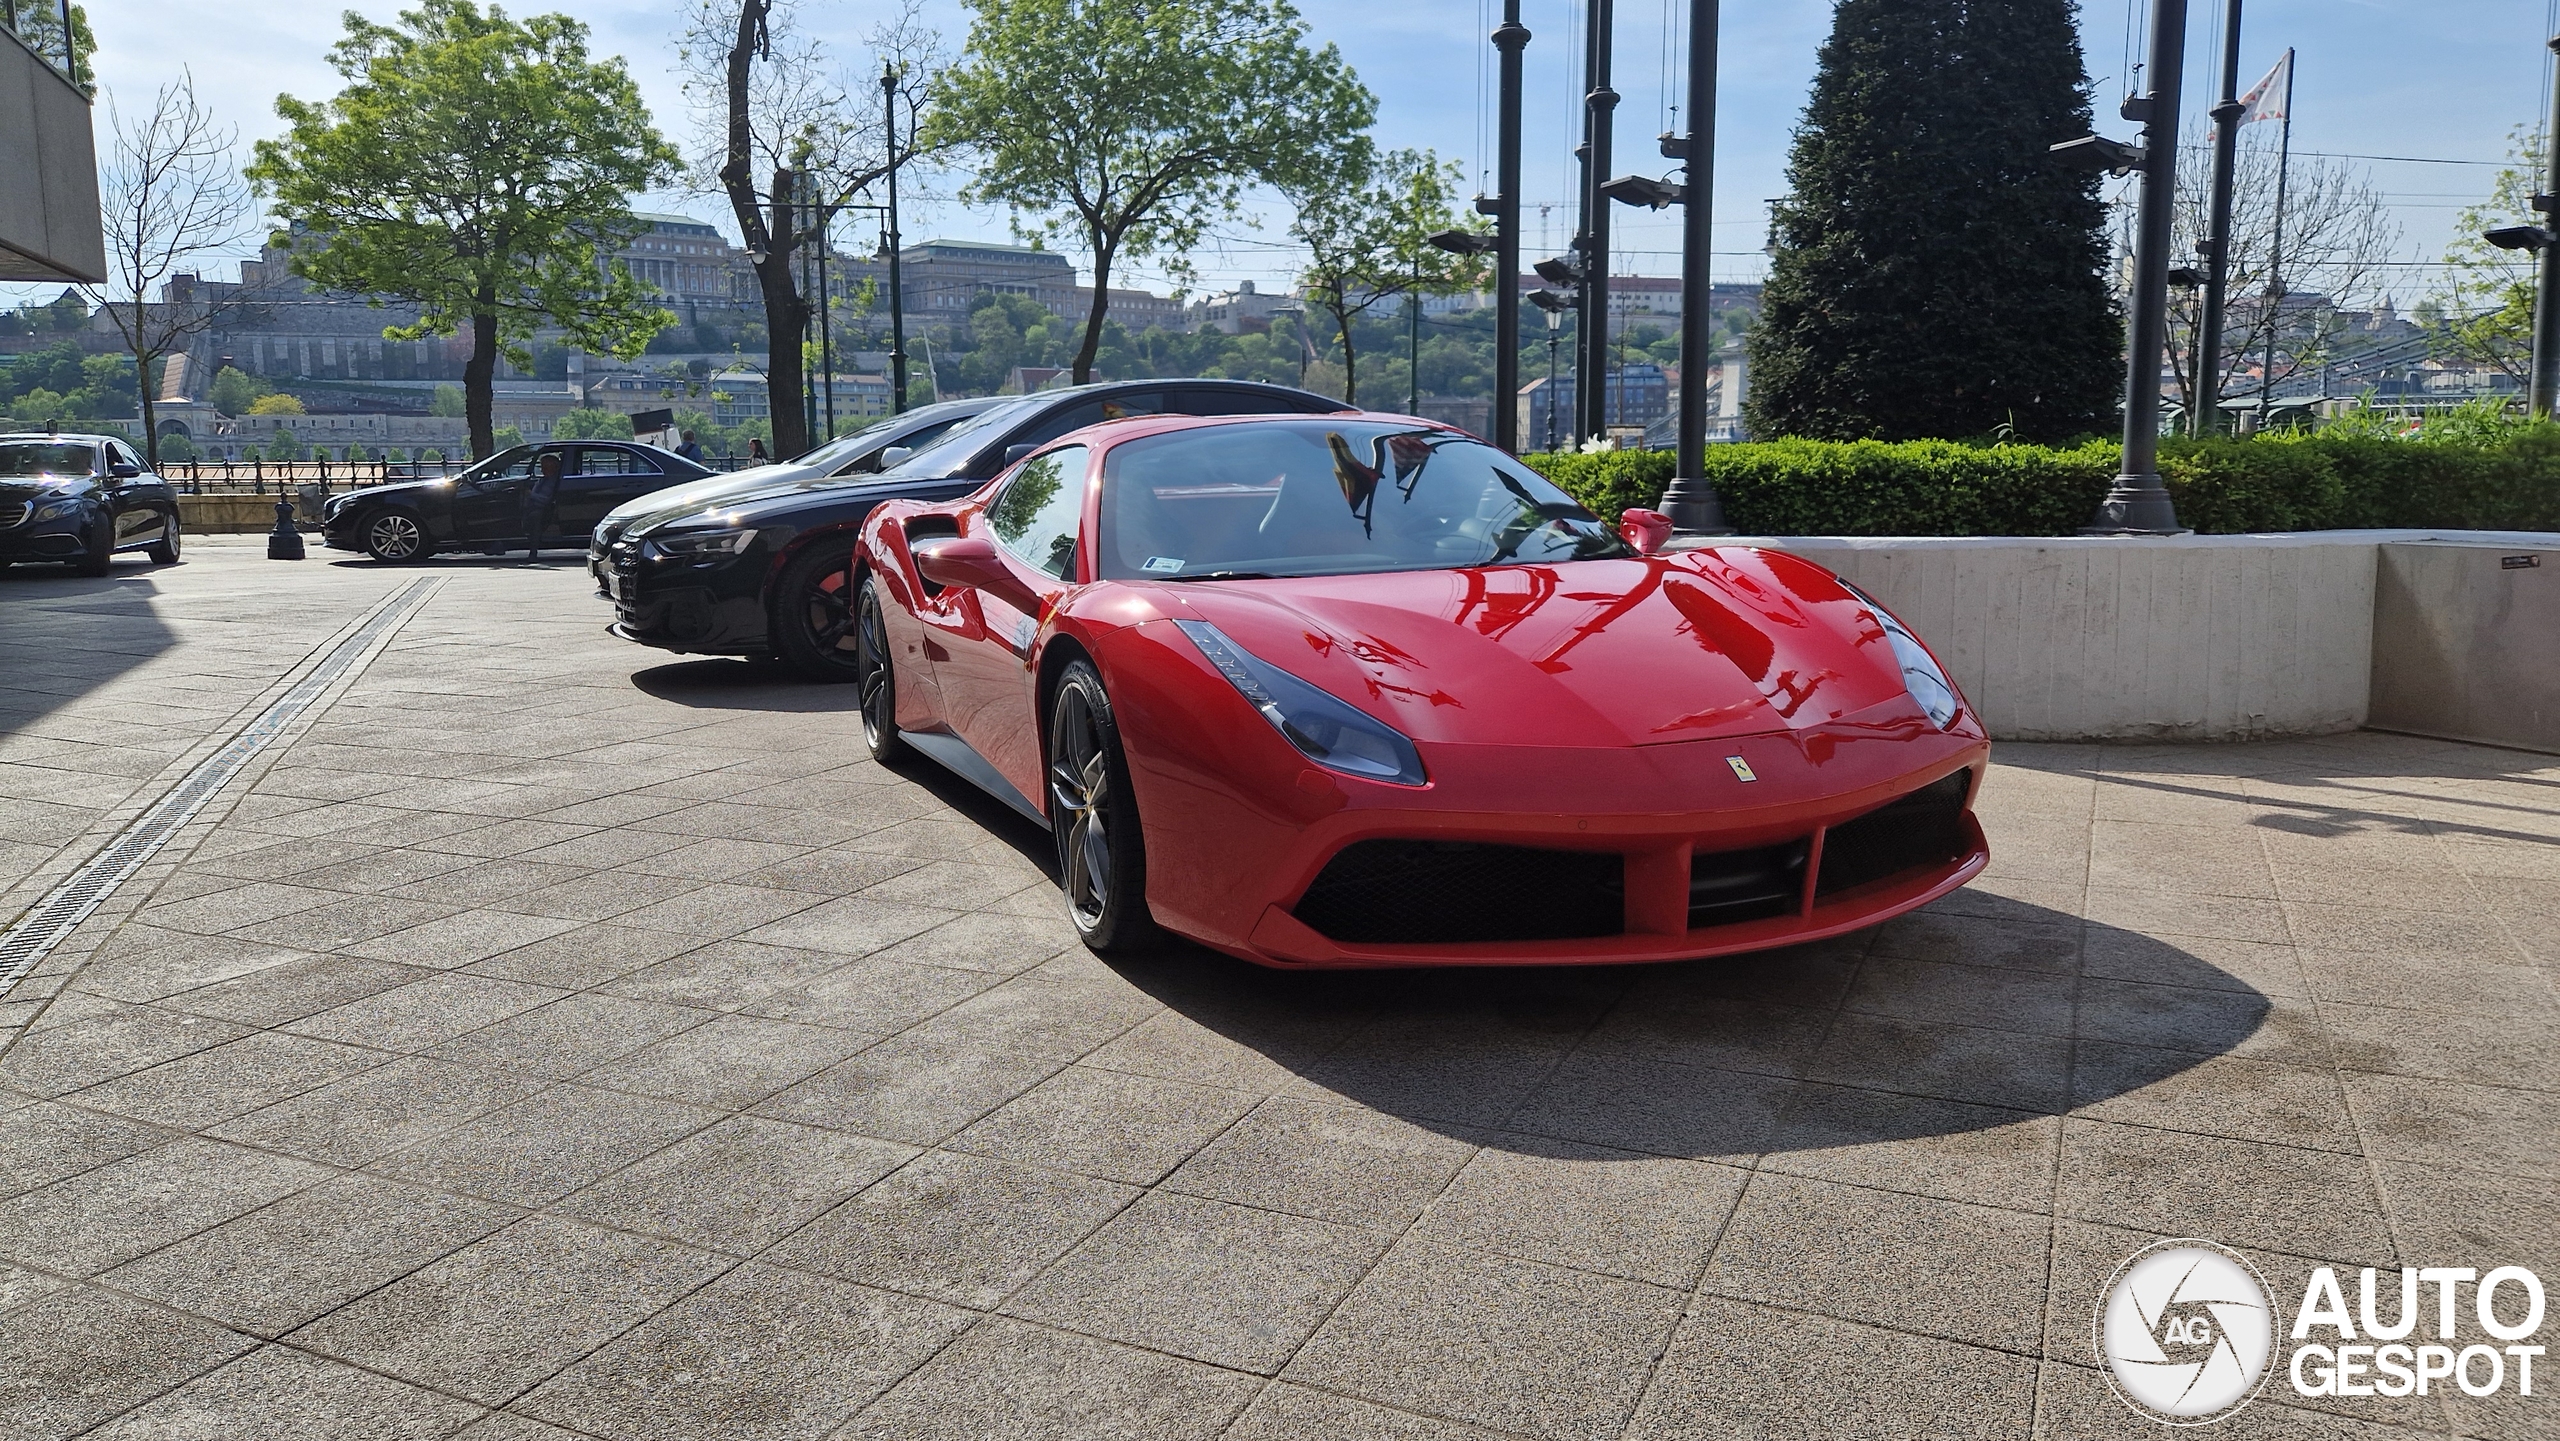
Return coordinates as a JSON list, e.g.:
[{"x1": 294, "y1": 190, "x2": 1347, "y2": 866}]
[
  {"x1": 322, "y1": 441, "x2": 712, "y2": 562},
  {"x1": 0, "y1": 432, "x2": 182, "y2": 575},
  {"x1": 598, "y1": 379, "x2": 1351, "y2": 678}
]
